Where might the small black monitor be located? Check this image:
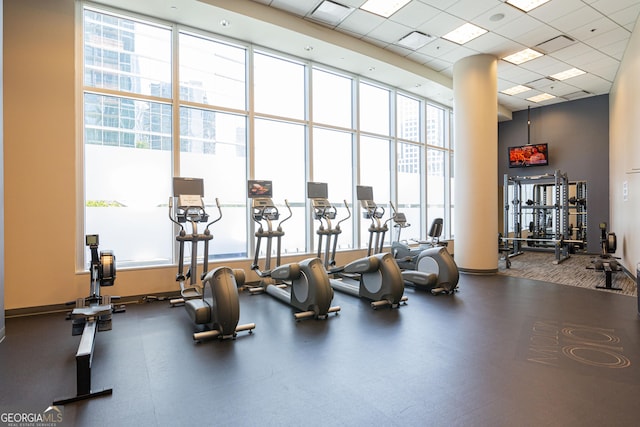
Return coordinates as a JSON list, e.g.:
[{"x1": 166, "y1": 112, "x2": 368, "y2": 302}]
[
  {"x1": 356, "y1": 185, "x2": 374, "y2": 201},
  {"x1": 173, "y1": 177, "x2": 204, "y2": 197},
  {"x1": 248, "y1": 180, "x2": 273, "y2": 198},
  {"x1": 307, "y1": 182, "x2": 328, "y2": 199}
]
